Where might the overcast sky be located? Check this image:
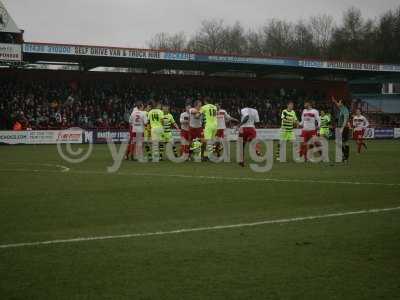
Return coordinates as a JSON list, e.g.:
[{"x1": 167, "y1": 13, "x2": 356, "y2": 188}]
[{"x1": 3, "y1": 0, "x2": 400, "y2": 48}]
